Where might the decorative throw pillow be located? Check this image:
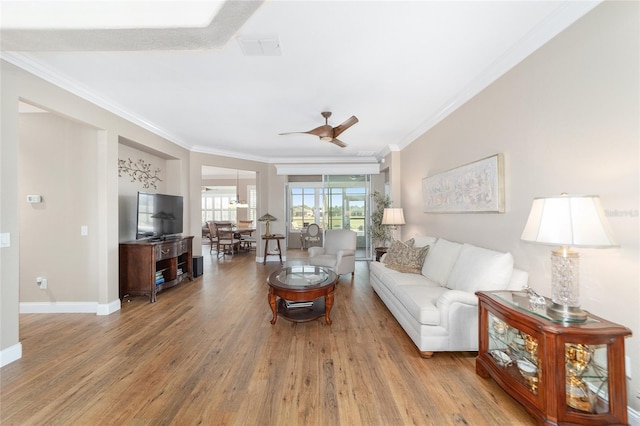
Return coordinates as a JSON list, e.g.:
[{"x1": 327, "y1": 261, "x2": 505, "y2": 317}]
[
  {"x1": 385, "y1": 239, "x2": 430, "y2": 274},
  {"x1": 383, "y1": 238, "x2": 414, "y2": 265}
]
